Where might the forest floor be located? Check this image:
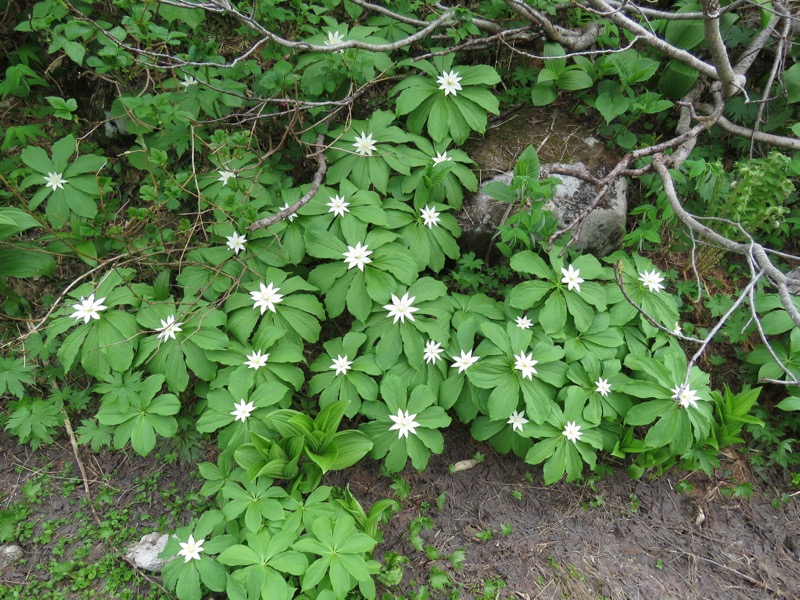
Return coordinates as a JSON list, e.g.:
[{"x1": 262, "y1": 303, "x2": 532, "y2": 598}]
[{"x1": 2, "y1": 422, "x2": 799, "y2": 600}]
